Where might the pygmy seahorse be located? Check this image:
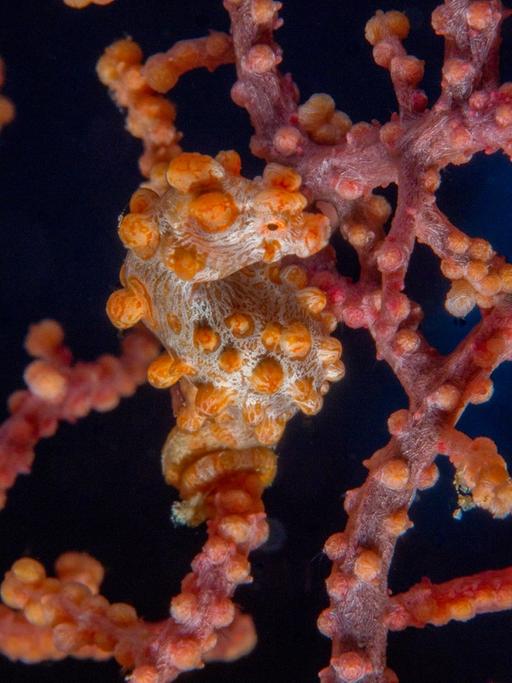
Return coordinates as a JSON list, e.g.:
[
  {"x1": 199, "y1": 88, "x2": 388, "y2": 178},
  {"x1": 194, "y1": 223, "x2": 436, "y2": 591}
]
[{"x1": 106, "y1": 150, "x2": 345, "y2": 525}]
